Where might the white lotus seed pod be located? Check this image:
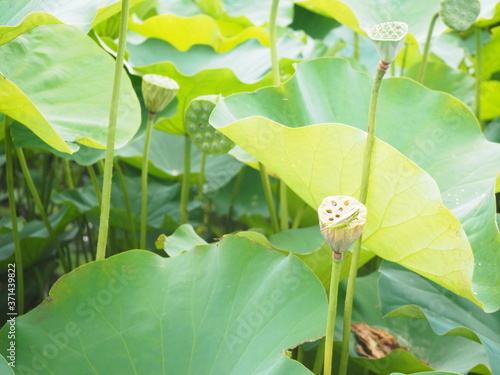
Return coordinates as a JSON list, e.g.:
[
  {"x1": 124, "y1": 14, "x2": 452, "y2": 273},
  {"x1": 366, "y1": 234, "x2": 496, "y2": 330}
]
[
  {"x1": 367, "y1": 22, "x2": 408, "y2": 65},
  {"x1": 318, "y1": 196, "x2": 367, "y2": 255},
  {"x1": 142, "y1": 74, "x2": 179, "y2": 114}
]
